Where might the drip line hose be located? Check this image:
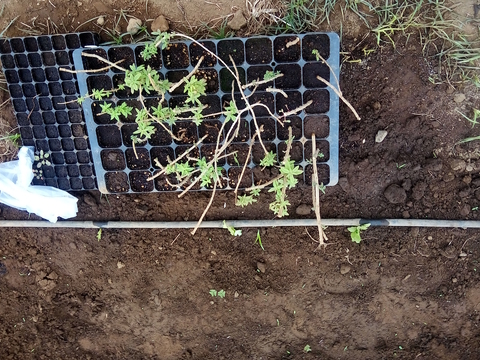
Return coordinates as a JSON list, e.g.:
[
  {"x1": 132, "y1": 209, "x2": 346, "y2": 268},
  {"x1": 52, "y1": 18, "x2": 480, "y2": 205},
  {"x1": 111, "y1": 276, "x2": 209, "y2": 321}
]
[{"x1": 0, "y1": 219, "x2": 479, "y2": 229}]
